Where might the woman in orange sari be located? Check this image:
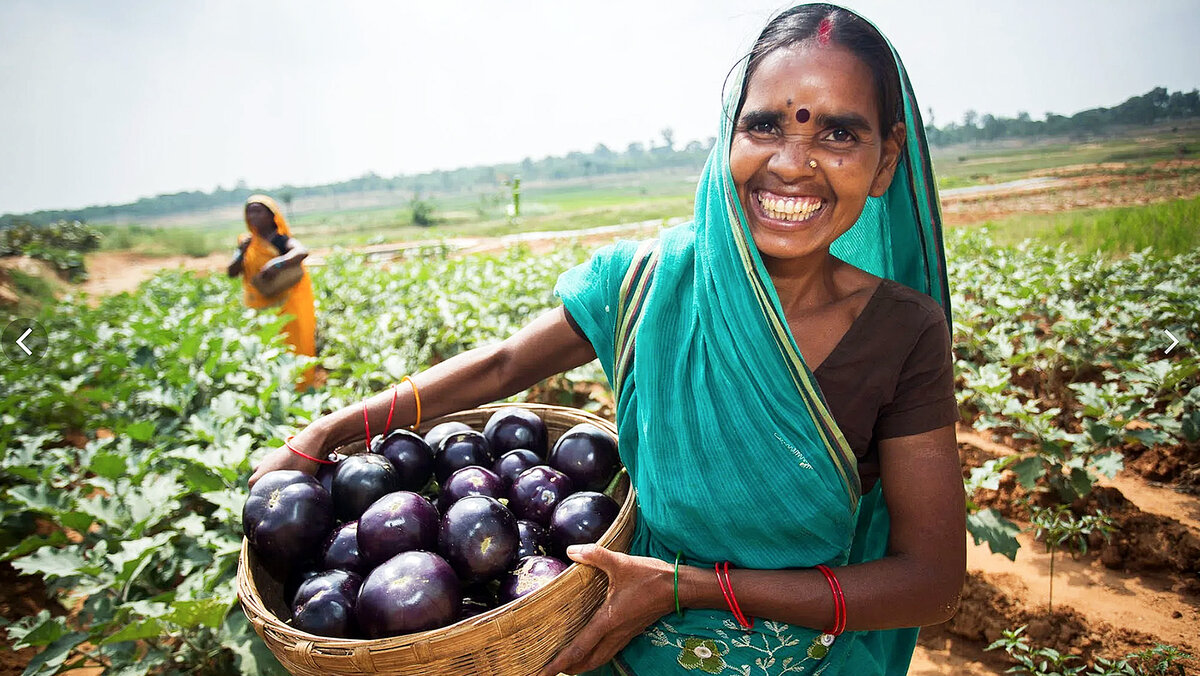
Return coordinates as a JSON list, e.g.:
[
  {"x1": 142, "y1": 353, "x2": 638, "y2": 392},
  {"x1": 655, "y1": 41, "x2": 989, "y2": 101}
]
[{"x1": 227, "y1": 194, "x2": 318, "y2": 389}]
